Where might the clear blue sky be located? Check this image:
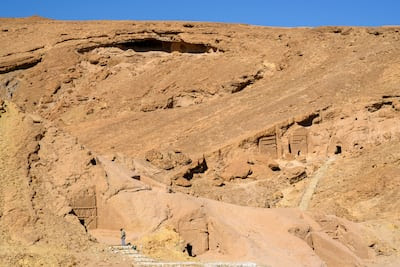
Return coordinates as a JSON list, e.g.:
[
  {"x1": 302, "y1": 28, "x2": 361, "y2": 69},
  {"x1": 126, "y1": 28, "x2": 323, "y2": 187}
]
[{"x1": 1, "y1": 0, "x2": 399, "y2": 27}]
